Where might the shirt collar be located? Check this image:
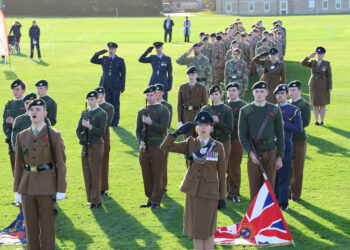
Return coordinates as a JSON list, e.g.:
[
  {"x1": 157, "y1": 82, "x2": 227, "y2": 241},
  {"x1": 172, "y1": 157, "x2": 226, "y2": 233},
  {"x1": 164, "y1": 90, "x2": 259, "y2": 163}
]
[
  {"x1": 31, "y1": 122, "x2": 46, "y2": 133},
  {"x1": 253, "y1": 101, "x2": 266, "y2": 107},
  {"x1": 109, "y1": 55, "x2": 116, "y2": 59},
  {"x1": 157, "y1": 53, "x2": 164, "y2": 58},
  {"x1": 213, "y1": 101, "x2": 222, "y2": 106},
  {"x1": 279, "y1": 101, "x2": 288, "y2": 106},
  {"x1": 199, "y1": 137, "x2": 210, "y2": 146},
  {"x1": 89, "y1": 105, "x2": 99, "y2": 111},
  {"x1": 292, "y1": 96, "x2": 302, "y2": 102},
  {"x1": 14, "y1": 96, "x2": 24, "y2": 101}
]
